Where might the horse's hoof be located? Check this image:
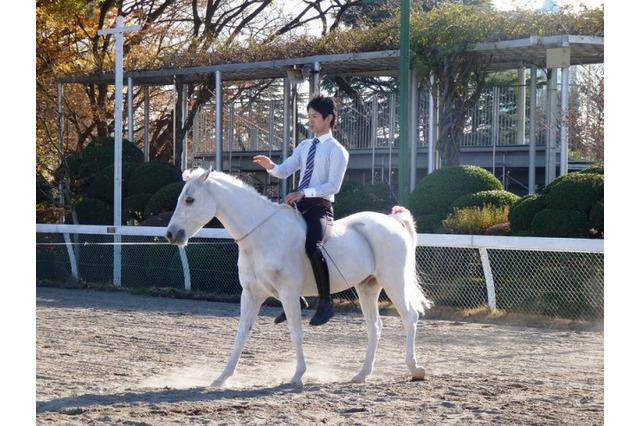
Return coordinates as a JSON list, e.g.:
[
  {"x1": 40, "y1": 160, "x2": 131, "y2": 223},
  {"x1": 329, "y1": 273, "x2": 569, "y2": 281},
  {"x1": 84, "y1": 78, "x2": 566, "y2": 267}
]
[
  {"x1": 351, "y1": 374, "x2": 367, "y2": 383},
  {"x1": 289, "y1": 377, "x2": 304, "y2": 387},
  {"x1": 411, "y1": 367, "x2": 426, "y2": 381},
  {"x1": 209, "y1": 378, "x2": 227, "y2": 388}
]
